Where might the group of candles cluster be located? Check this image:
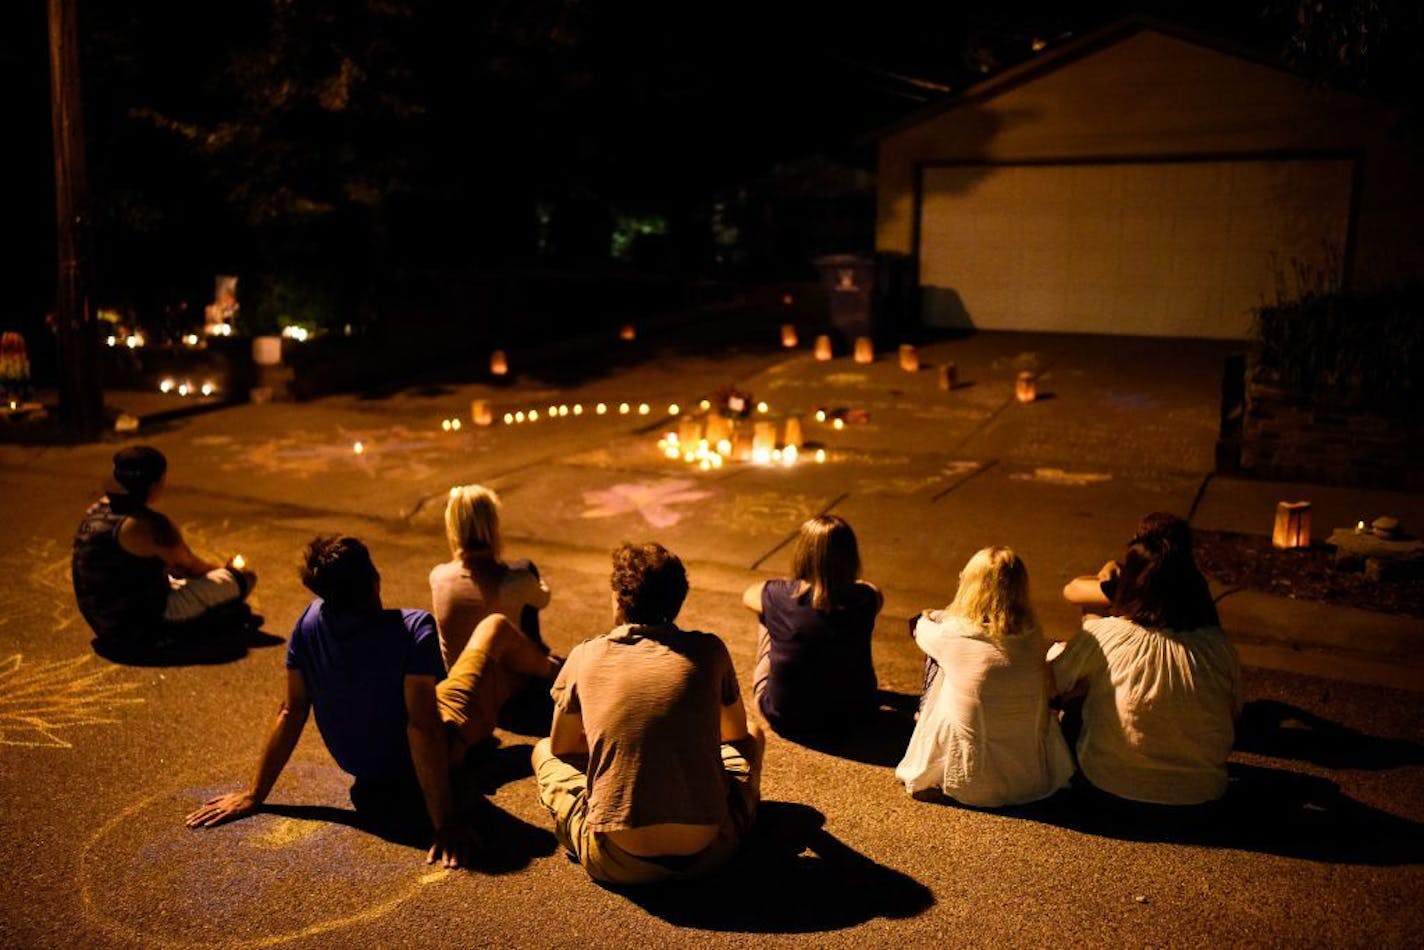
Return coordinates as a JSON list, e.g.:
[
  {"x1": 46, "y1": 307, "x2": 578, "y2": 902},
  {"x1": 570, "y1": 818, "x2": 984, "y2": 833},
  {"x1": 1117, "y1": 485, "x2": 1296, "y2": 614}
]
[
  {"x1": 656, "y1": 410, "x2": 829, "y2": 472},
  {"x1": 158, "y1": 378, "x2": 218, "y2": 398}
]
